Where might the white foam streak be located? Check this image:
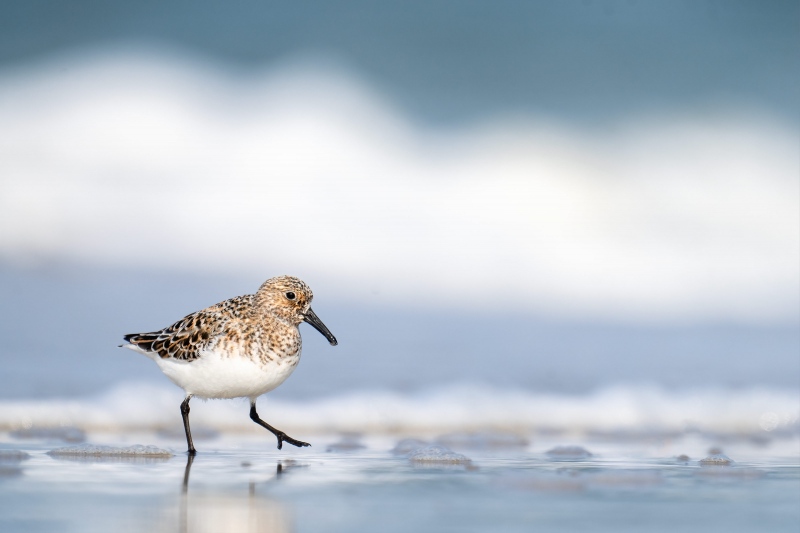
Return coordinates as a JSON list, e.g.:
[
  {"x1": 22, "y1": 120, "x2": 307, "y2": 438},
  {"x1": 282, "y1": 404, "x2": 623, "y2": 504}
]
[
  {"x1": 0, "y1": 50, "x2": 797, "y2": 322},
  {"x1": 0, "y1": 382, "x2": 796, "y2": 437}
]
